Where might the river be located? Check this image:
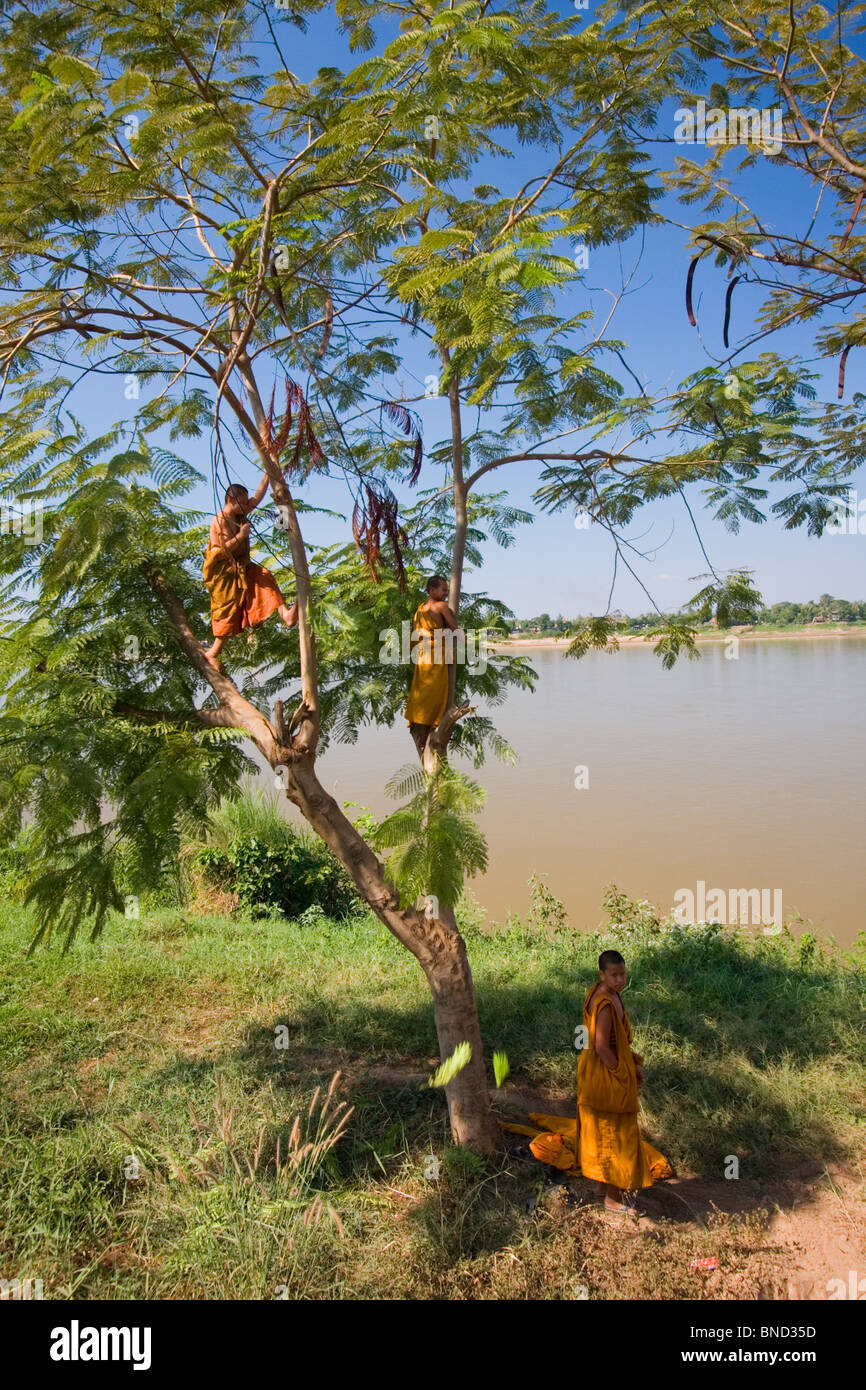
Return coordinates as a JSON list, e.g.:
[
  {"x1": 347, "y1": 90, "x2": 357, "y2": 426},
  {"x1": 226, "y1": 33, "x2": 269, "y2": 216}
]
[{"x1": 283, "y1": 638, "x2": 866, "y2": 945}]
